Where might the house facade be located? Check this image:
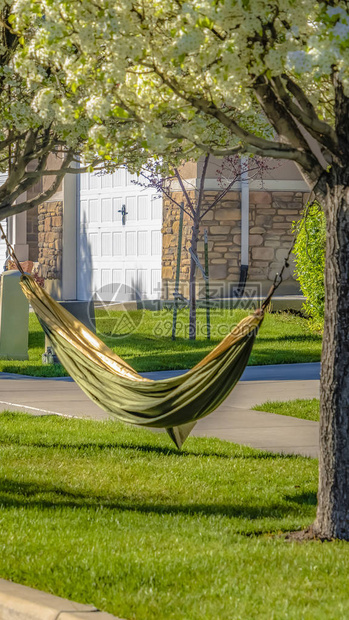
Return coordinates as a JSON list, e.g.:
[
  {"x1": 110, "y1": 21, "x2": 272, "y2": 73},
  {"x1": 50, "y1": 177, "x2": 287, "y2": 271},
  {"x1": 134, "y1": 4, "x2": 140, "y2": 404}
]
[
  {"x1": 2, "y1": 158, "x2": 310, "y2": 302},
  {"x1": 162, "y1": 158, "x2": 309, "y2": 298}
]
